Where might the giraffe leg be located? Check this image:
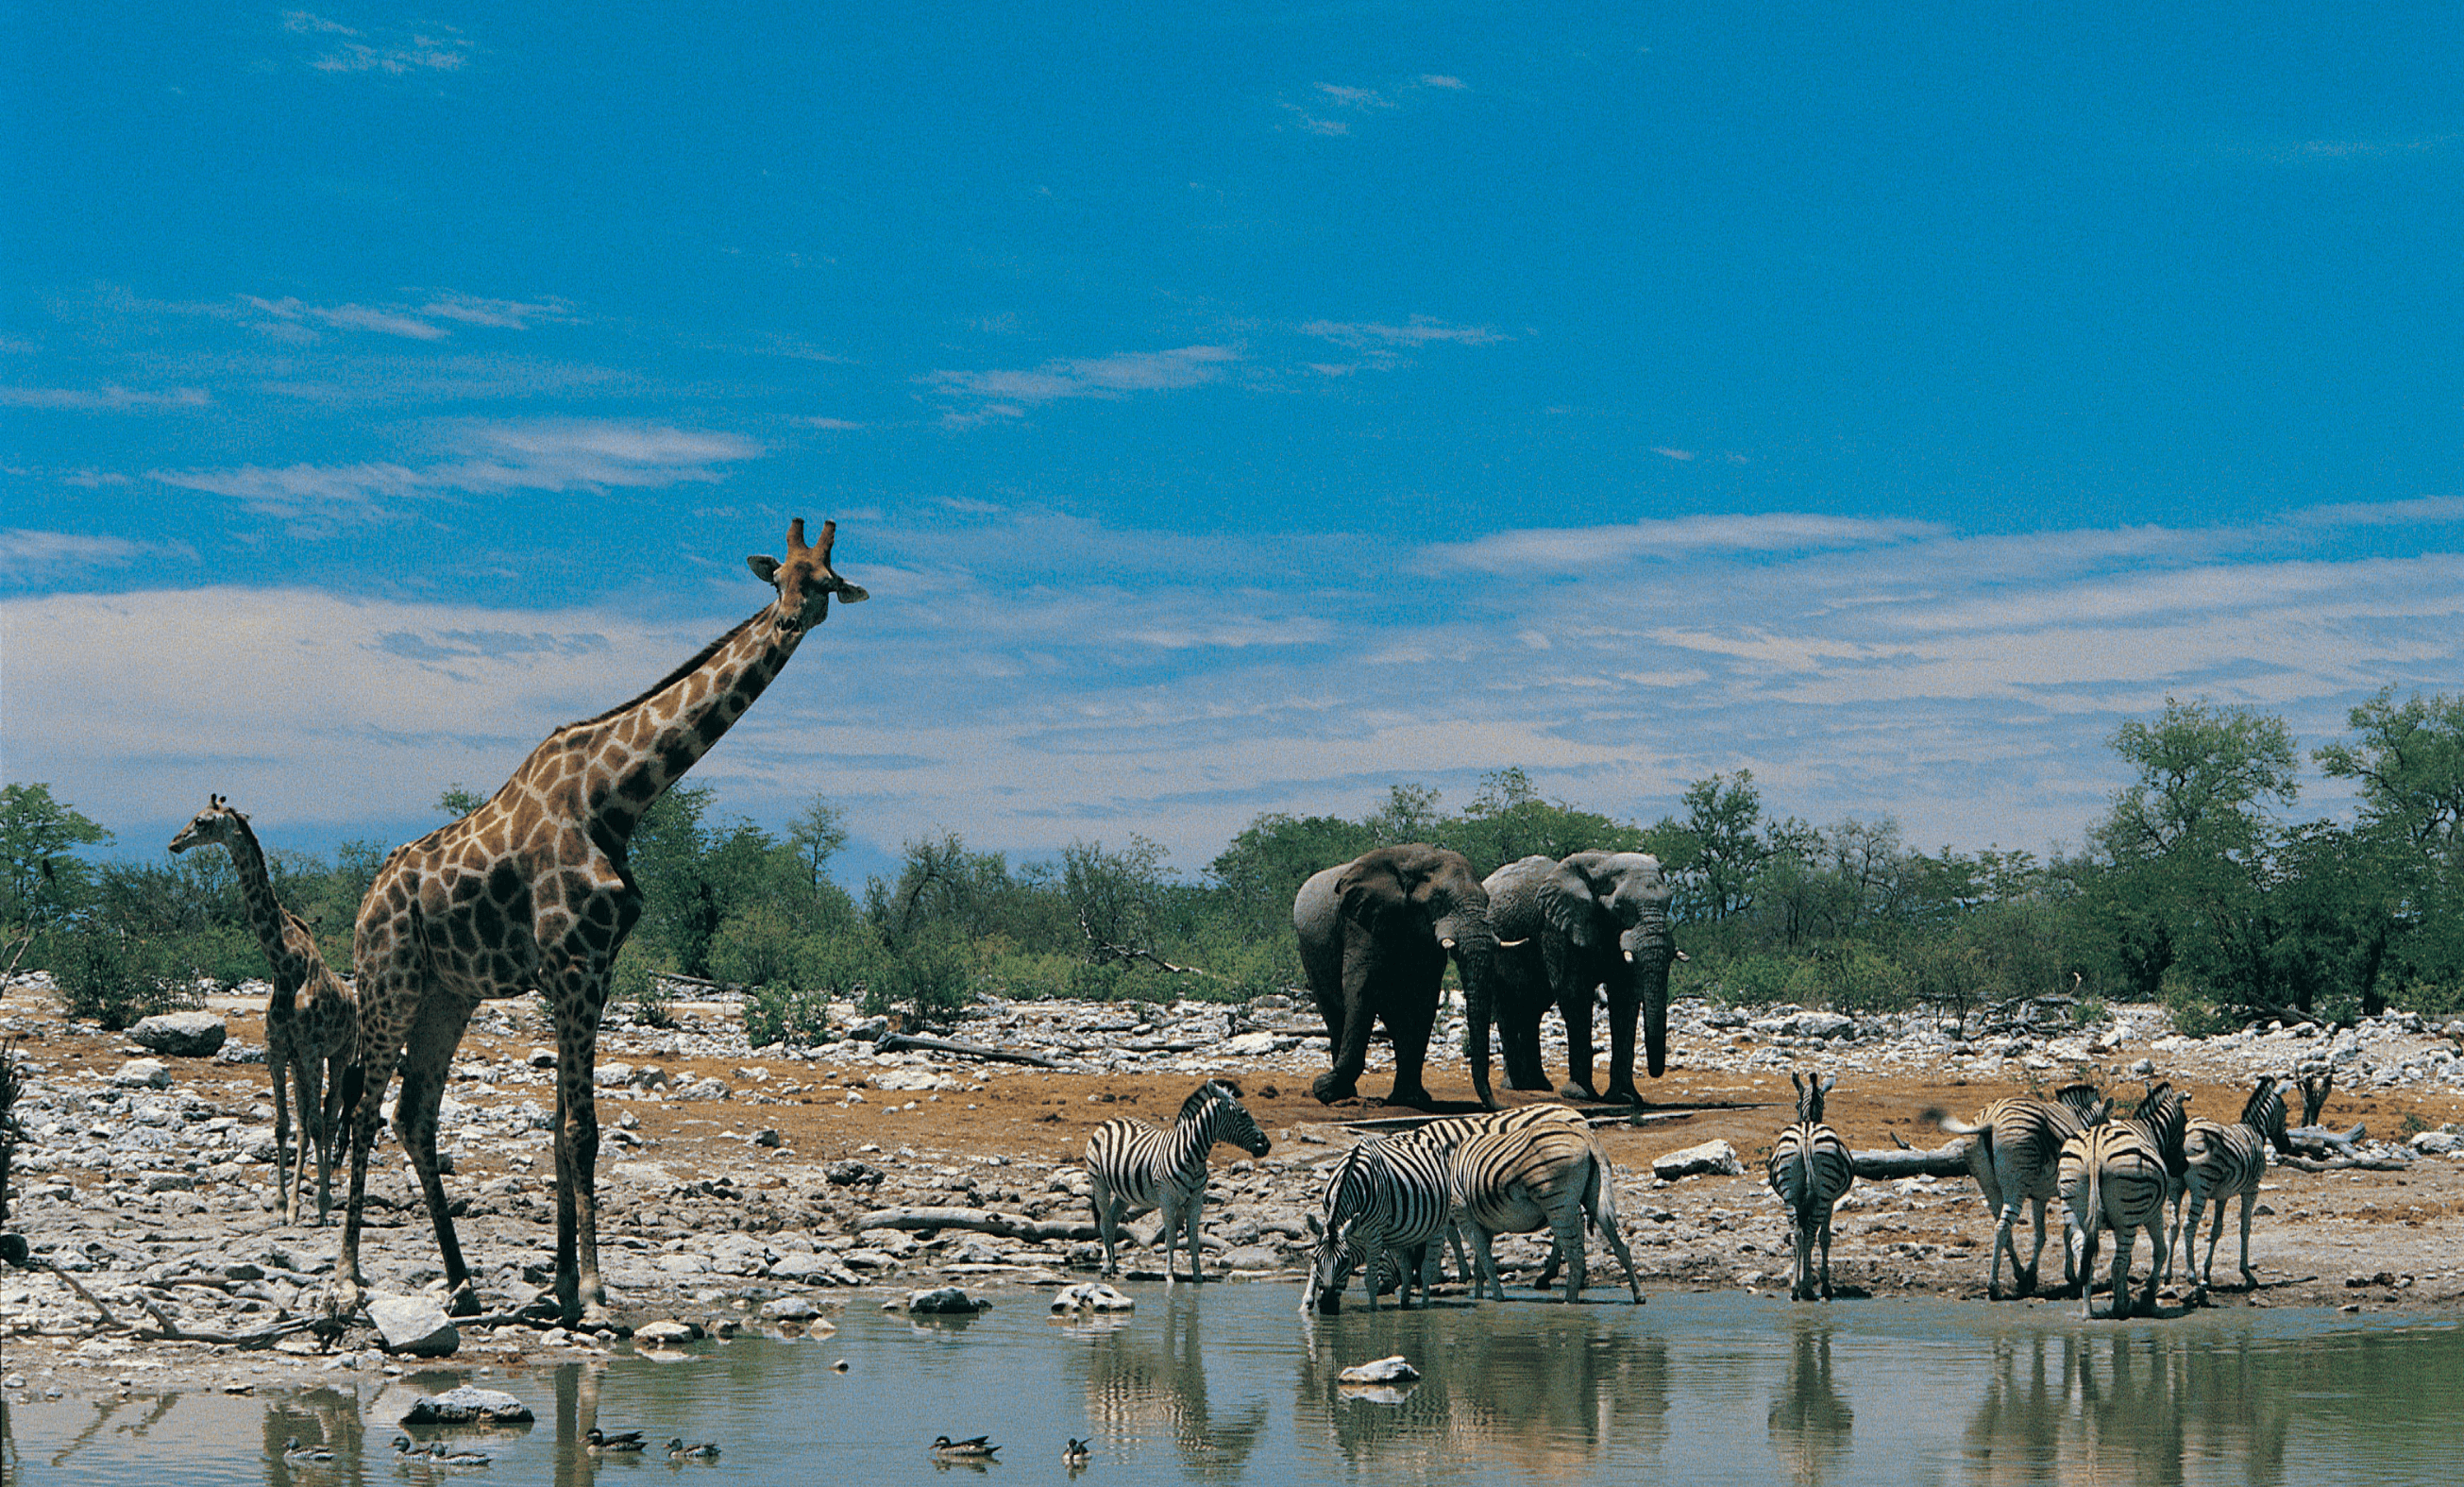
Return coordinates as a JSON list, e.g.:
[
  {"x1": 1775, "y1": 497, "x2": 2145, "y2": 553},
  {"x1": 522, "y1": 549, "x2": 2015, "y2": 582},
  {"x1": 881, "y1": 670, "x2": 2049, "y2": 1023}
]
[
  {"x1": 294, "y1": 1048, "x2": 327, "y2": 1228},
  {"x1": 267, "y1": 1025, "x2": 297, "y2": 1225},
  {"x1": 315, "y1": 1051, "x2": 348, "y2": 1226},
  {"x1": 332, "y1": 996, "x2": 413, "y2": 1319},
  {"x1": 395, "y1": 993, "x2": 481, "y2": 1315},
  {"x1": 548, "y1": 965, "x2": 613, "y2": 1325}
]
